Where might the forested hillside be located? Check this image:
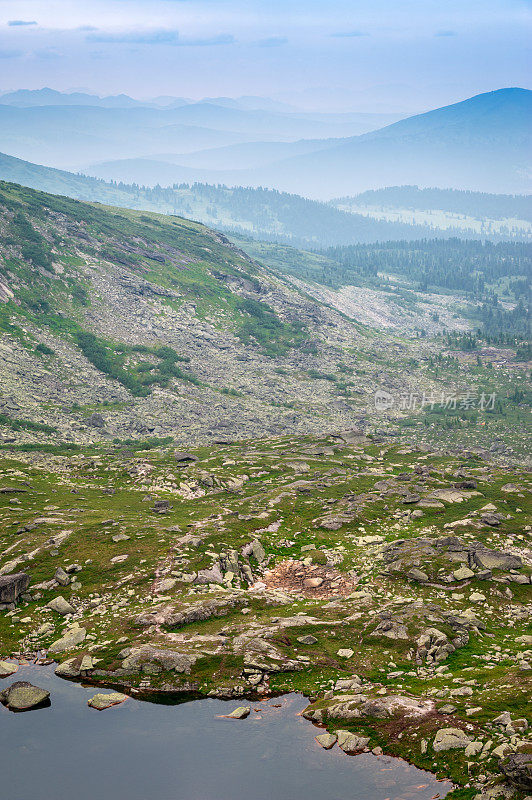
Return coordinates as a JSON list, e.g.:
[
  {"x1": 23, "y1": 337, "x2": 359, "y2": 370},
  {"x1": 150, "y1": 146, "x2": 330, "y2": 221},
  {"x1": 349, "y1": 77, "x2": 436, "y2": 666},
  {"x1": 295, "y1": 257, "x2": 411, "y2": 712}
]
[
  {"x1": 0, "y1": 151, "x2": 528, "y2": 250},
  {"x1": 321, "y1": 239, "x2": 531, "y2": 293}
]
